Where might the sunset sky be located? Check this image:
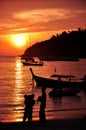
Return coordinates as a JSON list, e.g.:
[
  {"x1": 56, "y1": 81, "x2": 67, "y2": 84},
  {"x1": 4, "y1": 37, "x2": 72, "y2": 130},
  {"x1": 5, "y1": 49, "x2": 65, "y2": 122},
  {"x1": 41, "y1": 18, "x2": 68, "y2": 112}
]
[{"x1": 0, "y1": 0, "x2": 86, "y2": 56}]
